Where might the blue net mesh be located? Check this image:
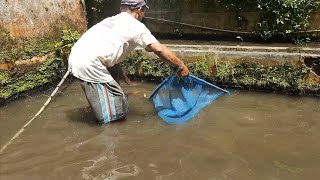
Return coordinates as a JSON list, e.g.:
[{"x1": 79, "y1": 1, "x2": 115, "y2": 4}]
[{"x1": 149, "y1": 74, "x2": 230, "y2": 124}]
